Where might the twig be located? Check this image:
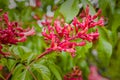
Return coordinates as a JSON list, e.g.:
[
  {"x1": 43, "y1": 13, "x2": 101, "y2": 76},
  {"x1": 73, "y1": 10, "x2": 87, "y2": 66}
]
[
  {"x1": 28, "y1": 69, "x2": 37, "y2": 80},
  {"x1": 30, "y1": 48, "x2": 53, "y2": 65},
  {"x1": 5, "y1": 63, "x2": 17, "y2": 80}
]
